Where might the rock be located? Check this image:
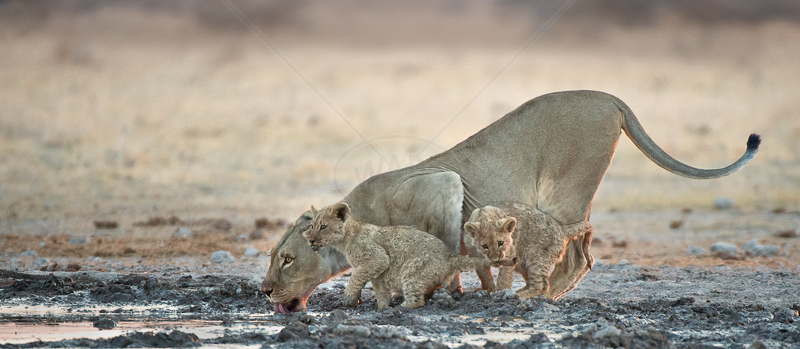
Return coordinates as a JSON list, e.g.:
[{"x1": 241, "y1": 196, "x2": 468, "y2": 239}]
[
  {"x1": 686, "y1": 246, "x2": 706, "y2": 256},
  {"x1": 775, "y1": 229, "x2": 798, "y2": 238},
  {"x1": 618, "y1": 259, "x2": 630, "y2": 266},
  {"x1": 236, "y1": 234, "x2": 249, "y2": 242},
  {"x1": 612, "y1": 240, "x2": 628, "y2": 248},
  {"x1": 669, "y1": 220, "x2": 683, "y2": 229},
  {"x1": 33, "y1": 257, "x2": 51, "y2": 268},
  {"x1": 773, "y1": 308, "x2": 798, "y2": 323},
  {"x1": 710, "y1": 242, "x2": 737, "y2": 254},
  {"x1": 277, "y1": 321, "x2": 309, "y2": 342},
  {"x1": 254, "y1": 218, "x2": 269, "y2": 229},
  {"x1": 244, "y1": 246, "x2": 260, "y2": 257},
  {"x1": 210, "y1": 251, "x2": 235, "y2": 264},
  {"x1": 592, "y1": 321, "x2": 621, "y2": 341},
  {"x1": 93, "y1": 317, "x2": 118, "y2": 330},
  {"x1": 19, "y1": 250, "x2": 37, "y2": 258},
  {"x1": 714, "y1": 197, "x2": 734, "y2": 210},
  {"x1": 742, "y1": 239, "x2": 759, "y2": 253},
  {"x1": 174, "y1": 227, "x2": 193, "y2": 238},
  {"x1": 69, "y1": 236, "x2": 90, "y2": 245},
  {"x1": 751, "y1": 245, "x2": 780, "y2": 257},
  {"x1": 331, "y1": 309, "x2": 348, "y2": 322},
  {"x1": 333, "y1": 324, "x2": 371, "y2": 337},
  {"x1": 249, "y1": 229, "x2": 264, "y2": 240},
  {"x1": 93, "y1": 220, "x2": 118, "y2": 230}
]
